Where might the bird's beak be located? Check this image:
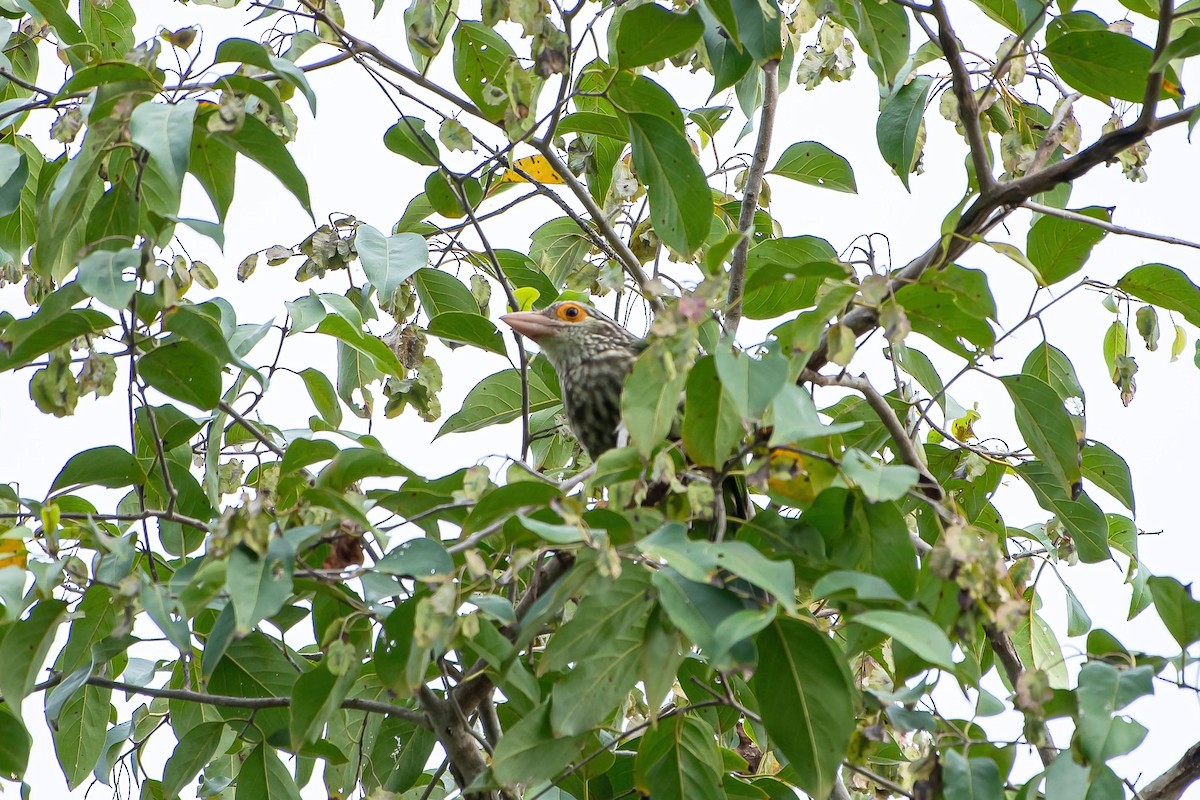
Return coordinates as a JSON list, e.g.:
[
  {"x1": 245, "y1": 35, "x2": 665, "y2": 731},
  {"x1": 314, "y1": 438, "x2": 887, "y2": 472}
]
[{"x1": 501, "y1": 311, "x2": 560, "y2": 342}]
